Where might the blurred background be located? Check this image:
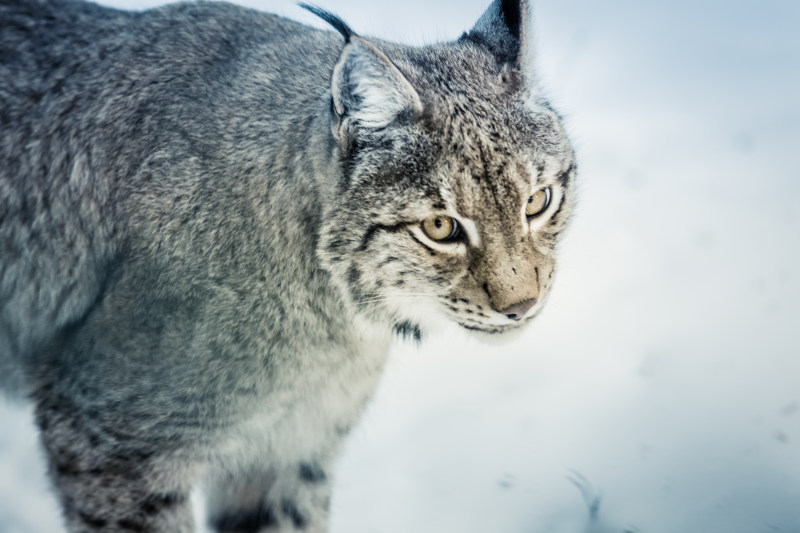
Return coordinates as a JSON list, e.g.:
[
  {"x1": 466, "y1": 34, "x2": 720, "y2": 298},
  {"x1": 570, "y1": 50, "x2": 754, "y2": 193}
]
[{"x1": 2, "y1": 1, "x2": 798, "y2": 532}]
